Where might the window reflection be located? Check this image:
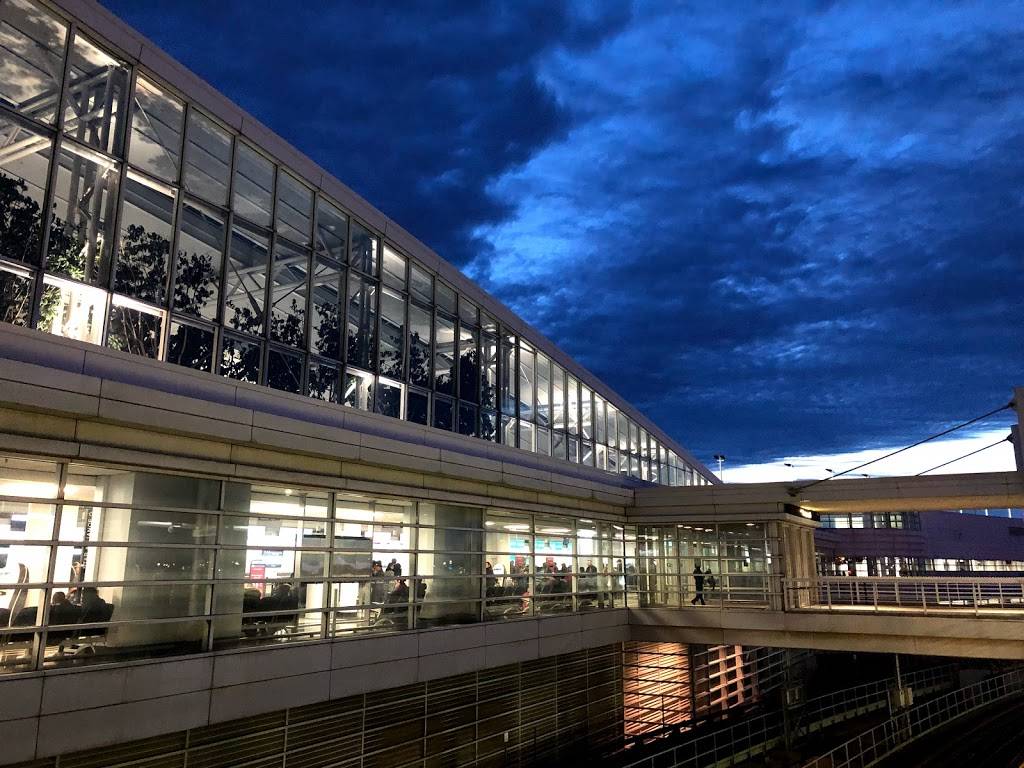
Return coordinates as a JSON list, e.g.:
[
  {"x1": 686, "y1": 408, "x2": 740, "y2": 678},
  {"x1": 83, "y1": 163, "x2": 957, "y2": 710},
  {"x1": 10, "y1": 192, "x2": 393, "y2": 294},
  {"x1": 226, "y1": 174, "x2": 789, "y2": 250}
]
[
  {"x1": 0, "y1": 114, "x2": 52, "y2": 266},
  {"x1": 63, "y1": 34, "x2": 129, "y2": 156},
  {"x1": 268, "y1": 241, "x2": 308, "y2": 348},
  {"x1": 0, "y1": 0, "x2": 67, "y2": 124},
  {"x1": 314, "y1": 198, "x2": 346, "y2": 262},
  {"x1": 310, "y1": 257, "x2": 340, "y2": 359},
  {"x1": 275, "y1": 171, "x2": 312, "y2": 246},
  {"x1": 114, "y1": 172, "x2": 175, "y2": 304},
  {"x1": 232, "y1": 143, "x2": 273, "y2": 228},
  {"x1": 375, "y1": 377, "x2": 403, "y2": 419},
  {"x1": 128, "y1": 77, "x2": 183, "y2": 183},
  {"x1": 166, "y1": 320, "x2": 213, "y2": 372},
  {"x1": 382, "y1": 245, "x2": 406, "y2": 290},
  {"x1": 434, "y1": 314, "x2": 454, "y2": 395},
  {"x1": 106, "y1": 295, "x2": 164, "y2": 359},
  {"x1": 266, "y1": 346, "x2": 302, "y2": 394},
  {"x1": 379, "y1": 286, "x2": 405, "y2": 378},
  {"x1": 408, "y1": 303, "x2": 431, "y2": 387},
  {"x1": 47, "y1": 141, "x2": 119, "y2": 287},
  {"x1": 224, "y1": 221, "x2": 268, "y2": 335},
  {"x1": 220, "y1": 333, "x2": 261, "y2": 383},
  {"x1": 344, "y1": 367, "x2": 374, "y2": 411},
  {"x1": 346, "y1": 273, "x2": 376, "y2": 369},
  {"x1": 173, "y1": 199, "x2": 223, "y2": 321},
  {"x1": 183, "y1": 110, "x2": 231, "y2": 206},
  {"x1": 307, "y1": 359, "x2": 339, "y2": 402},
  {"x1": 349, "y1": 220, "x2": 377, "y2": 275},
  {"x1": 459, "y1": 325, "x2": 478, "y2": 403},
  {"x1": 406, "y1": 388, "x2": 428, "y2": 425}
]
